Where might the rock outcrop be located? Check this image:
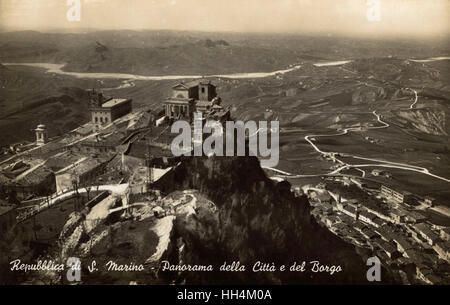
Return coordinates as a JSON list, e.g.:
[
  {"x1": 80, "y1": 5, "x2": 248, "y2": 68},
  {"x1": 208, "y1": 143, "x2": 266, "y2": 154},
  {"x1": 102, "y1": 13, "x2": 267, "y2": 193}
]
[{"x1": 154, "y1": 156, "x2": 374, "y2": 284}]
